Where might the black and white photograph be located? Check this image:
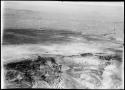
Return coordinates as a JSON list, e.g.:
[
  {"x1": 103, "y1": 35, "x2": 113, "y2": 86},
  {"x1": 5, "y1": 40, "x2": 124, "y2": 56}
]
[{"x1": 1, "y1": 1, "x2": 124, "y2": 89}]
